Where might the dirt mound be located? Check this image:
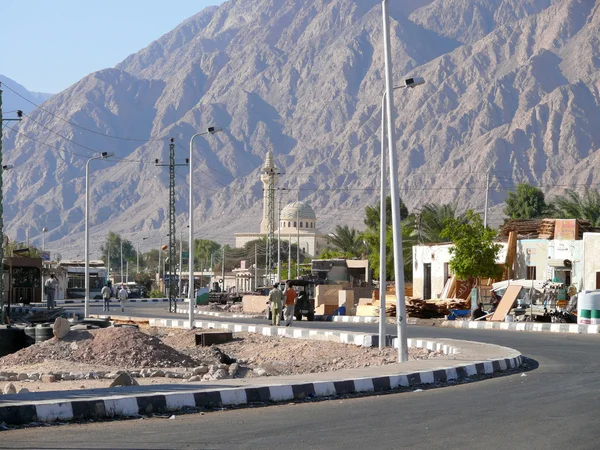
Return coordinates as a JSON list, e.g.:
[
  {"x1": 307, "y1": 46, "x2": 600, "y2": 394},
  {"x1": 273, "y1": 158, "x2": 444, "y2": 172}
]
[{"x1": 0, "y1": 327, "x2": 197, "y2": 369}]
